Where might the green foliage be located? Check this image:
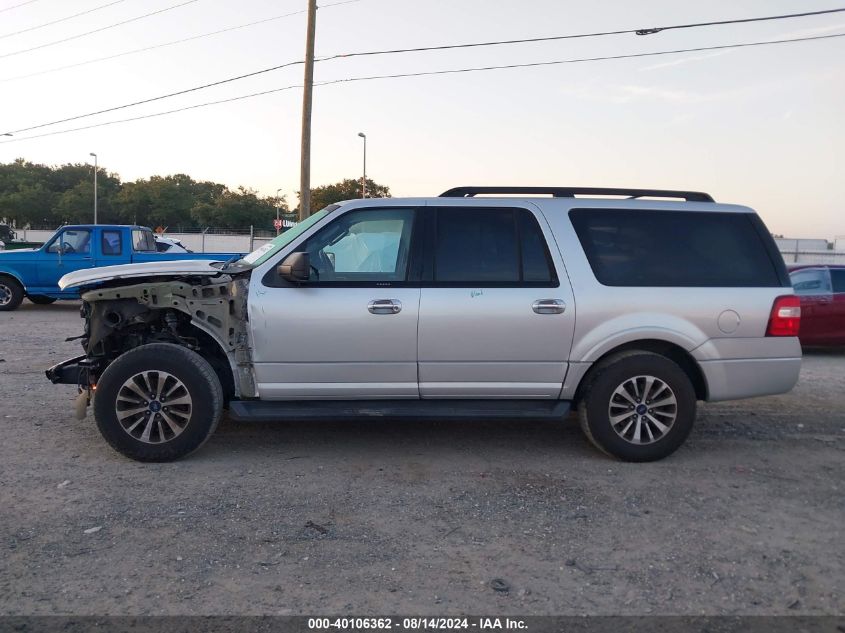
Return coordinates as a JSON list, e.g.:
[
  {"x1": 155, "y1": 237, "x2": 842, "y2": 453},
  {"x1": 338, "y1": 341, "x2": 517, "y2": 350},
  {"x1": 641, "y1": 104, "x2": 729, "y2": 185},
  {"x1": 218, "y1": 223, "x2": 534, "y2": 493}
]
[
  {"x1": 0, "y1": 159, "x2": 293, "y2": 230},
  {"x1": 306, "y1": 178, "x2": 391, "y2": 212}
]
